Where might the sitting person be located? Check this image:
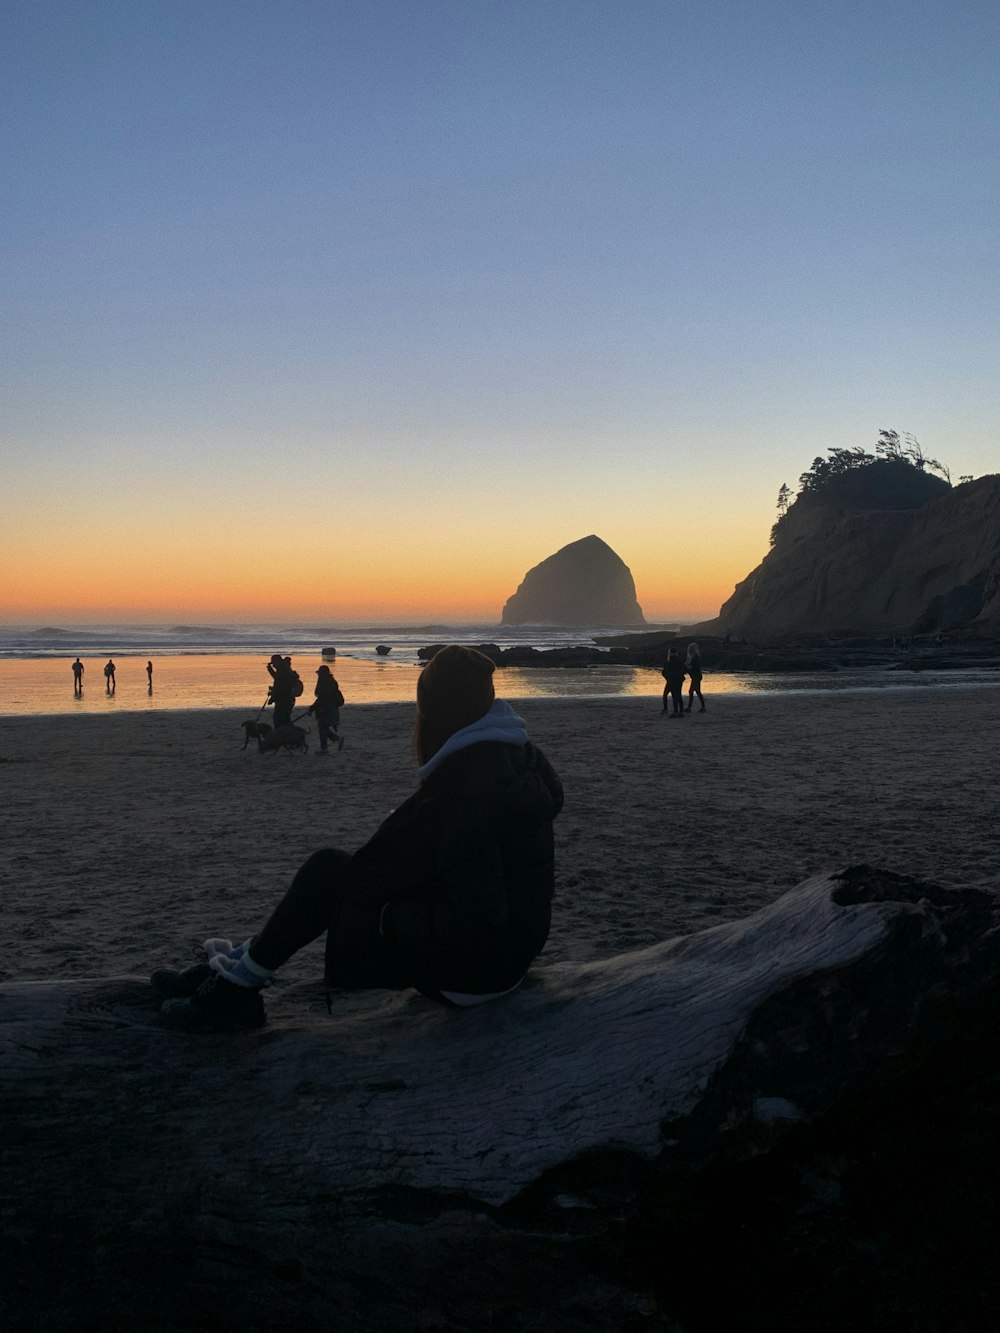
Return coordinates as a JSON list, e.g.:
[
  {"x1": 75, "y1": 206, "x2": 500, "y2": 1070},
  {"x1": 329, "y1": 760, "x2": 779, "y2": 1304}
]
[{"x1": 153, "y1": 646, "x2": 564, "y2": 1032}]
